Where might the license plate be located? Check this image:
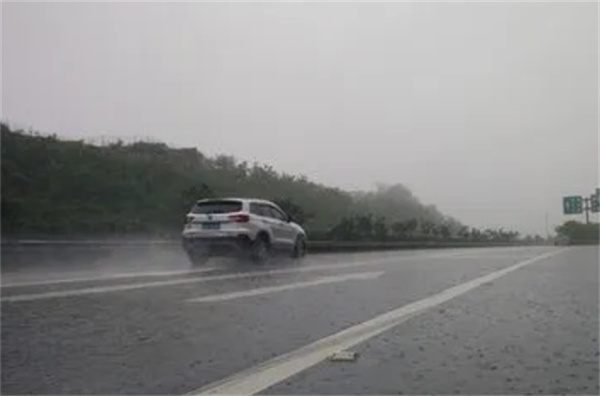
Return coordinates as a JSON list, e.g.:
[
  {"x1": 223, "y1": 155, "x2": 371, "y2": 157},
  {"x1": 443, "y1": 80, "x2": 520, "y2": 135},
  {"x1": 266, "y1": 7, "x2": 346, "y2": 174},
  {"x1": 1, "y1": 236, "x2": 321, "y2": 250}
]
[{"x1": 202, "y1": 222, "x2": 221, "y2": 230}]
